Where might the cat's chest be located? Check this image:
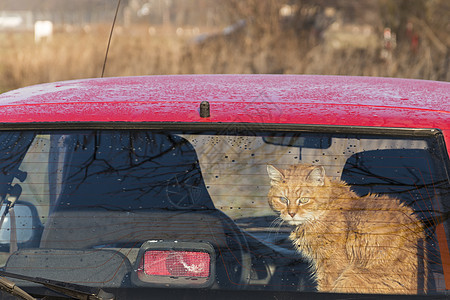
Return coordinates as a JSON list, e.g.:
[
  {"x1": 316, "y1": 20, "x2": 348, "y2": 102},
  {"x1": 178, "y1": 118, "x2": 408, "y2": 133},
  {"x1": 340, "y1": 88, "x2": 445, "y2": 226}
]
[{"x1": 290, "y1": 224, "x2": 337, "y2": 257}]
